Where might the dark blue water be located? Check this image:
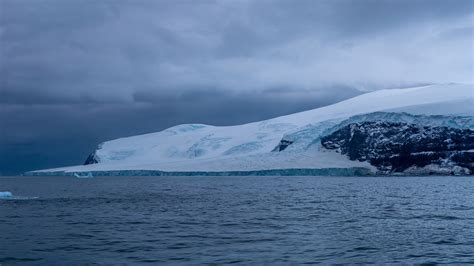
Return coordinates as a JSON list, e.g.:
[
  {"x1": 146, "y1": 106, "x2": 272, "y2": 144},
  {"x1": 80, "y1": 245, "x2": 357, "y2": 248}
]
[{"x1": 1, "y1": 176, "x2": 473, "y2": 264}]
